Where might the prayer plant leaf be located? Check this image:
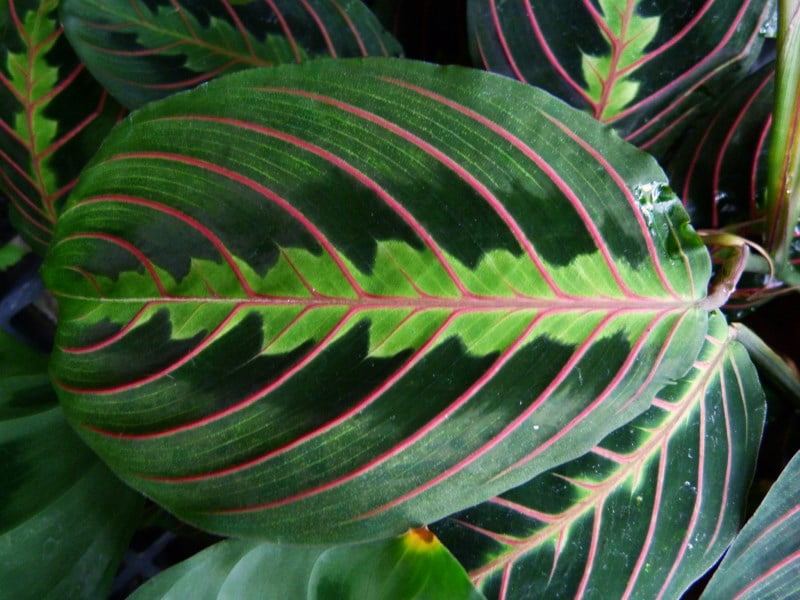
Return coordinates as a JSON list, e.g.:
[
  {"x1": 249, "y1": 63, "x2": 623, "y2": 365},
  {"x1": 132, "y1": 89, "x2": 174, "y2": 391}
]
[
  {"x1": 0, "y1": 0, "x2": 123, "y2": 255},
  {"x1": 0, "y1": 331, "x2": 144, "y2": 600},
  {"x1": 468, "y1": 0, "x2": 772, "y2": 156},
  {"x1": 702, "y1": 450, "x2": 800, "y2": 600},
  {"x1": 433, "y1": 311, "x2": 766, "y2": 599},
  {"x1": 129, "y1": 529, "x2": 484, "y2": 599},
  {"x1": 60, "y1": 0, "x2": 401, "y2": 109},
  {"x1": 43, "y1": 58, "x2": 712, "y2": 544}
]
